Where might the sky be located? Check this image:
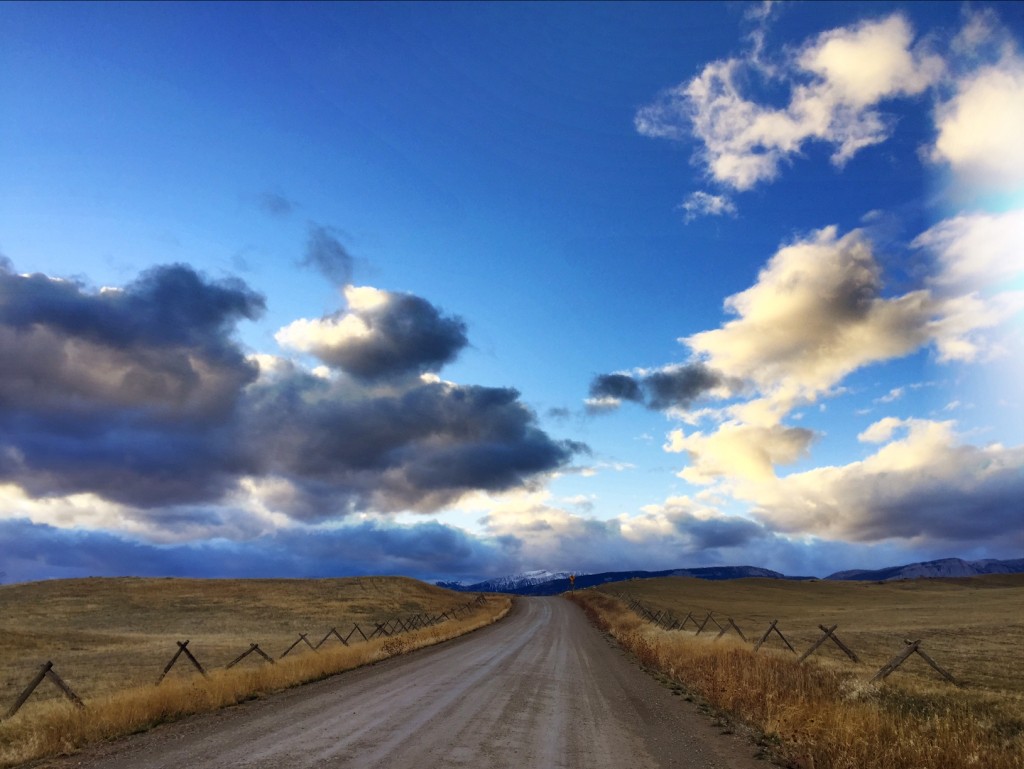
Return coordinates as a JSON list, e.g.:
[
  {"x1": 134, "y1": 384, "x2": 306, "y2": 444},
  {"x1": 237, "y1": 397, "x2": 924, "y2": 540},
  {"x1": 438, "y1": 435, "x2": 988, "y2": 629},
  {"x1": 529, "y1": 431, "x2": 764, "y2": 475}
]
[{"x1": 1, "y1": 1, "x2": 1022, "y2": 584}]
